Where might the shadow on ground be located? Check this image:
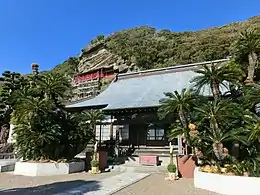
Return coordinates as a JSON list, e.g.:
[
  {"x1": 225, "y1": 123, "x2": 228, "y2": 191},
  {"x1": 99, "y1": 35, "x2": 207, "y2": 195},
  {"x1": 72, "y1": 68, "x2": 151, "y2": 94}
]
[{"x1": 0, "y1": 180, "x2": 101, "y2": 195}]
